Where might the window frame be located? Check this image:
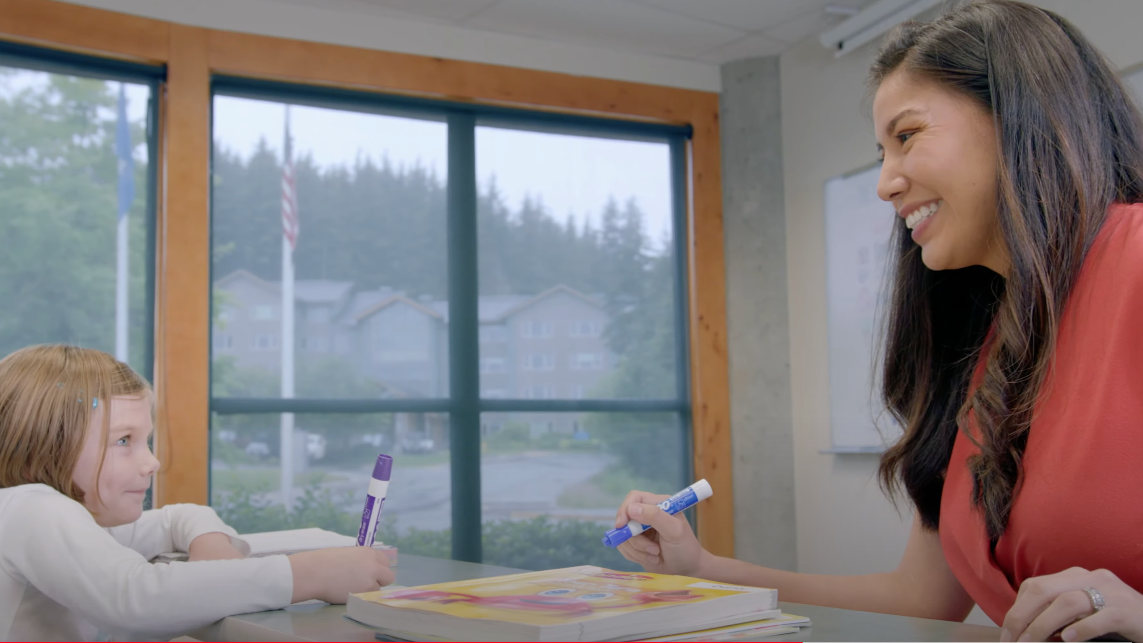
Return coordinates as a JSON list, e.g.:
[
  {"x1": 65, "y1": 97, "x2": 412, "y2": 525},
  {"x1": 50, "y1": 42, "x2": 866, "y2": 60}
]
[{"x1": 207, "y1": 75, "x2": 694, "y2": 563}]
